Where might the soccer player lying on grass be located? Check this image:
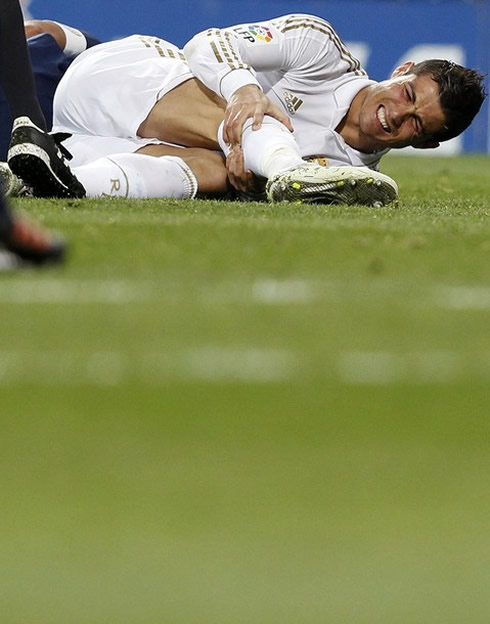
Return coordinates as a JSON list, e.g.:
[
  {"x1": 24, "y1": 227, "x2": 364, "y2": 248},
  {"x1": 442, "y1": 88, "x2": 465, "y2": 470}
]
[{"x1": 7, "y1": 13, "x2": 486, "y2": 206}]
